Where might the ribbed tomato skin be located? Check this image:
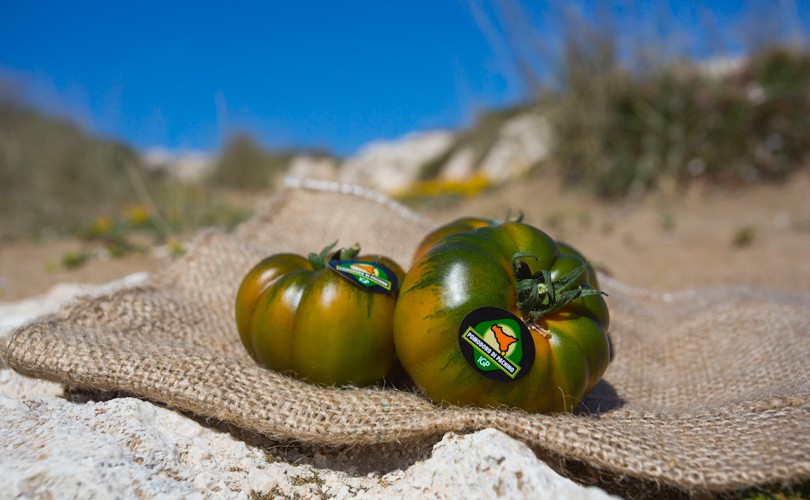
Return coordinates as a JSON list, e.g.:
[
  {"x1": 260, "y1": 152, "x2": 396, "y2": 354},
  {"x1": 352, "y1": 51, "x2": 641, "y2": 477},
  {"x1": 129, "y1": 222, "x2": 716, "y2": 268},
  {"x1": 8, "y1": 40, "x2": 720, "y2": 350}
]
[
  {"x1": 411, "y1": 217, "x2": 499, "y2": 264},
  {"x1": 394, "y1": 222, "x2": 609, "y2": 412},
  {"x1": 236, "y1": 252, "x2": 405, "y2": 387}
]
